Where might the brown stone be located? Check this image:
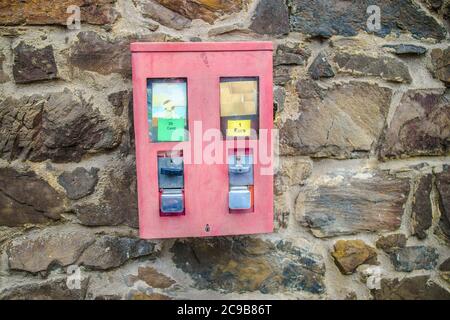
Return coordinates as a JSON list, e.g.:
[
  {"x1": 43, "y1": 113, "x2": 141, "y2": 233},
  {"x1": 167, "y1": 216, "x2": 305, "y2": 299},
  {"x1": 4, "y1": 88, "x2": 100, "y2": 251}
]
[
  {"x1": 379, "y1": 89, "x2": 450, "y2": 159},
  {"x1": 108, "y1": 90, "x2": 132, "y2": 117},
  {"x1": 0, "y1": 168, "x2": 65, "y2": 227},
  {"x1": 171, "y1": 238, "x2": 326, "y2": 294},
  {"x1": 136, "y1": 266, "x2": 176, "y2": 289},
  {"x1": 280, "y1": 82, "x2": 392, "y2": 158},
  {"x1": 431, "y1": 47, "x2": 450, "y2": 87},
  {"x1": 331, "y1": 240, "x2": 378, "y2": 275},
  {"x1": 411, "y1": 174, "x2": 433, "y2": 239},
  {"x1": 0, "y1": 277, "x2": 88, "y2": 300},
  {"x1": 68, "y1": 31, "x2": 179, "y2": 77},
  {"x1": 0, "y1": 0, "x2": 119, "y2": 26},
  {"x1": 333, "y1": 51, "x2": 412, "y2": 83},
  {"x1": 207, "y1": 23, "x2": 247, "y2": 37},
  {"x1": 436, "y1": 165, "x2": 450, "y2": 240},
  {"x1": 133, "y1": 0, "x2": 191, "y2": 30},
  {"x1": 68, "y1": 31, "x2": 132, "y2": 77},
  {"x1": 0, "y1": 89, "x2": 122, "y2": 162},
  {"x1": 299, "y1": 167, "x2": 410, "y2": 238},
  {"x1": 275, "y1": 157, "x2": 312, "y2": 195},
  {"x1": 13, "y1": 42, "x2": 57, "y2": 84},
  {"x1": 375, "y1": 234, "x2": 407, "y2": 254},
  {"x1": 78, "y1": 236, "x2": 159, "y2": 270},
  {"x1": 372, "y1": 275, "x2": 450, "y2": 300},
  {"x1": 274, "y1": 43, "x2": 310, "y2": 67},
  {"x1": 154, "y1": 0, "x2": 246, "y2": 24},
  {"x1": 7, "y1": 225, "x2": 95, "y2": 273},
  {"x1": 73, "y1": 157, "x2": 138, "y2": 227},
  {"x1": 249, "y1": 0, "x2": 290, "y2": 36}
]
